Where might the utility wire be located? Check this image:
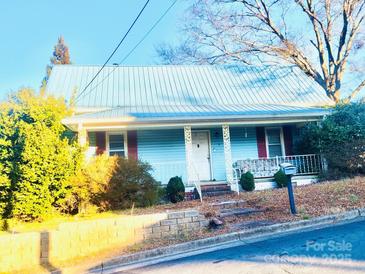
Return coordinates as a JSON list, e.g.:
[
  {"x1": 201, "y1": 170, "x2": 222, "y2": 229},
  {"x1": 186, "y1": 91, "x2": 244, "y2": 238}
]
[
  {"x1": 76, "y1": 0, "x2": 179, "y2": 102},
  {"x1": 75, "y1": 0, "x2": 151, "y2": 101}
]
